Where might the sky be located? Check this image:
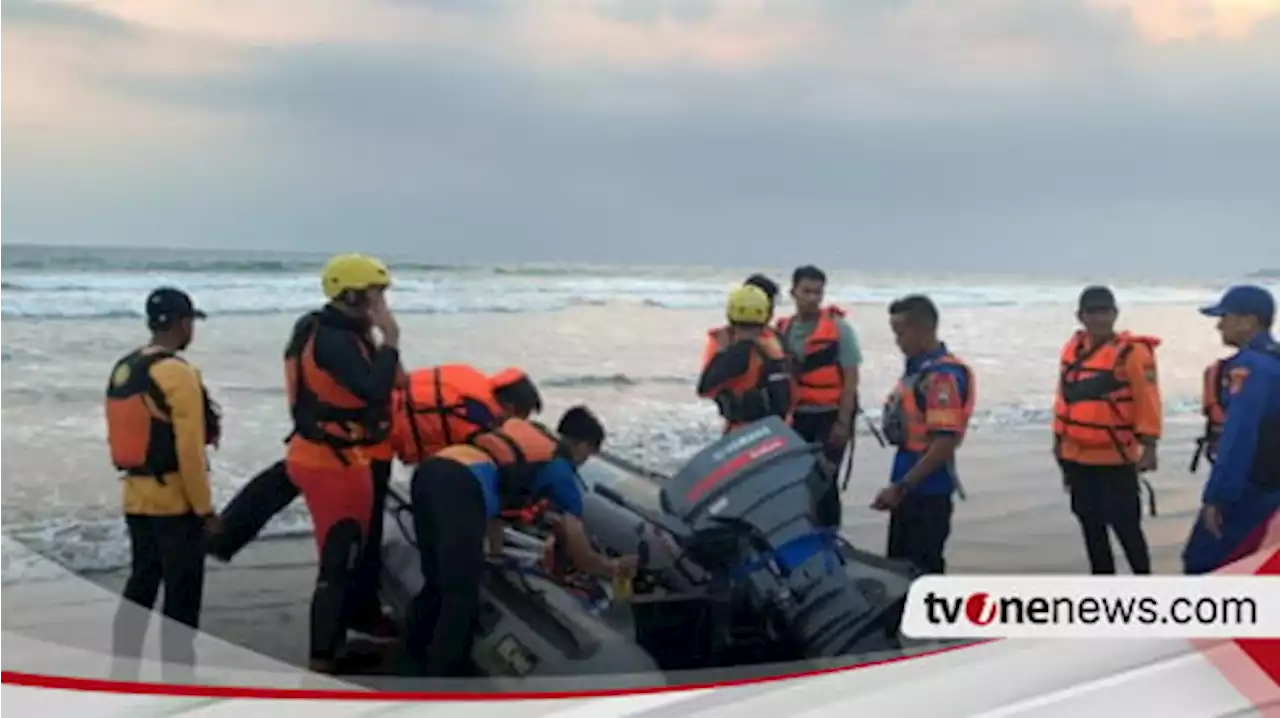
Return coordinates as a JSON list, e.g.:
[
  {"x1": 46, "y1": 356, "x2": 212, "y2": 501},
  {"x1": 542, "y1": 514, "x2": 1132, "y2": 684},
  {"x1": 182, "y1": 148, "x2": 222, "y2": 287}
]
[{"x1": 3, "y1": 0, "x2": 1279, "y2": 276}]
